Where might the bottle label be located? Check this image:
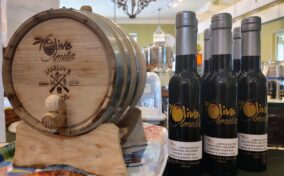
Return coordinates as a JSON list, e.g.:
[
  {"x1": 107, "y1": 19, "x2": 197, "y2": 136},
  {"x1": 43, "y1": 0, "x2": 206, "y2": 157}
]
[
  {"x1": 169, "y1": 139, "x2": 202, "y2": 161},
  {"x1": 240, "y1": 100, "x2": 267, "y2": 122},
  {"x1": 204, "y1": 135, "x2": 238, "y2": 156},
  {"x1": 205, "y1": 101, "x2": 237, "y2": 125},
  {"x1": 238, "y1": 133, "x2": 267, "y2": 152},
  {"x1": 169, "y1": 104, "x2": 200, "y2": 128}
]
